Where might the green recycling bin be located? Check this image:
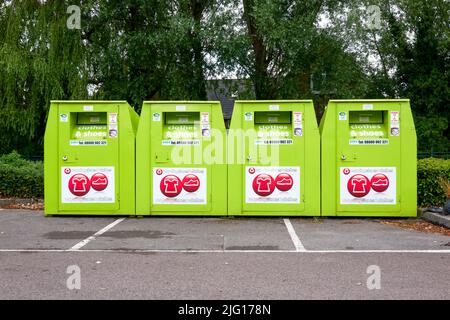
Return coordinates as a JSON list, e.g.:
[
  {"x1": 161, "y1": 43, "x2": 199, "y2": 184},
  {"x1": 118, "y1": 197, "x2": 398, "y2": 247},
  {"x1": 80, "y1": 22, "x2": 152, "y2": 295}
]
[
  {"x1": 227, "y1": 100, "x2": 320, "y2": 216},
  {"x1": 320, "y1": 99, "x2": 417, "y2": 217},
  {"x1": 136, "y1": 101, "x2": 227, "y2": 215},
  {"x1": 44, "y1": 101, "x2": 139, "y2": 216}
]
